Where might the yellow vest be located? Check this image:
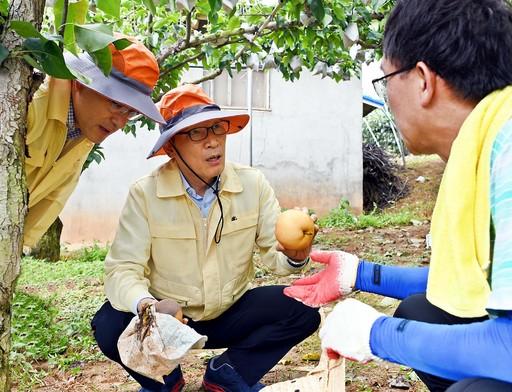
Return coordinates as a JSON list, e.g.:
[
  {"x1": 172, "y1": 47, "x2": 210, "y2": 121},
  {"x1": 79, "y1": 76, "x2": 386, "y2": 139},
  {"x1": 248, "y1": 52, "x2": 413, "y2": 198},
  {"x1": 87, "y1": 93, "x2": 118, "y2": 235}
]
[
  {"x1": 427, "y1": 86, "x2": 512, "y2": 317},
  {"x1": 24, "y1": 78, "x2": 94, "y2": 247}
]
